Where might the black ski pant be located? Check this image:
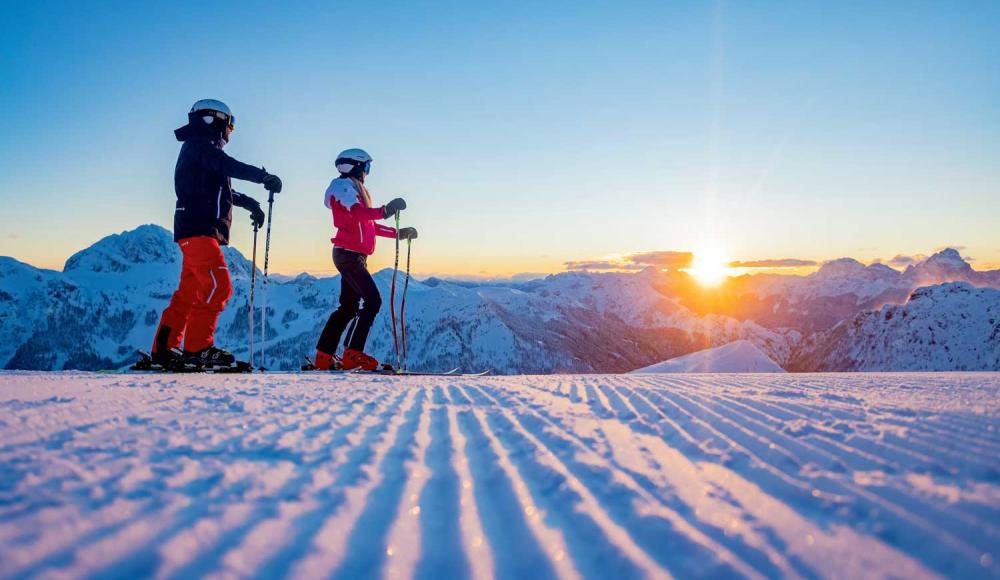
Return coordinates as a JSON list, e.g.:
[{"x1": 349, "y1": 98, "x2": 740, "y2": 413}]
[{"x1": 317, "y1": 247, "x2": 383, "y2": 355}]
